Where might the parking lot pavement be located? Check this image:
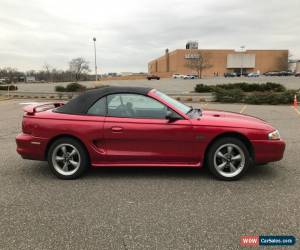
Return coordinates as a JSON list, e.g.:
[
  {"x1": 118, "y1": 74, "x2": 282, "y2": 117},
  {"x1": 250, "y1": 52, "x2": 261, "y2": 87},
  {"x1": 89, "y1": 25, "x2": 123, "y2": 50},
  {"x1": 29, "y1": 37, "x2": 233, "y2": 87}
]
[
  {"x1": 0, "y1": 100, "x2": 299, "y2": 249},
  {"x1": 12, "y1": 76, "x2": 300, "y2": 94}
]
